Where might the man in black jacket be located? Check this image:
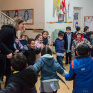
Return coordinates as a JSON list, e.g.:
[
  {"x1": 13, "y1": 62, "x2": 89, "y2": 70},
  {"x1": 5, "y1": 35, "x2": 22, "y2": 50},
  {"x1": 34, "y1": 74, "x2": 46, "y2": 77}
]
[{"x1": 0, "y1": 53, "x2": 37, "y2": 93}]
